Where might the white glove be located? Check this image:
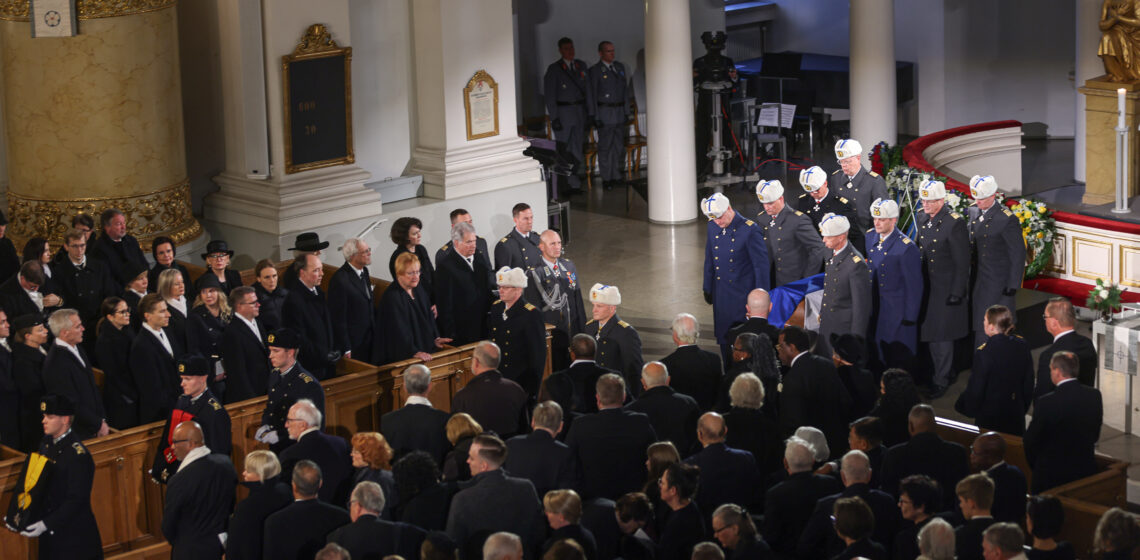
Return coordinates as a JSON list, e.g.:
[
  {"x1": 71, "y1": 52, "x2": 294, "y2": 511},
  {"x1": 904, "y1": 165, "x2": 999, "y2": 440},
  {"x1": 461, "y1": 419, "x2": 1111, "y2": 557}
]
[
  {"x1": 20, "y1": 521, "x2": 46, "y2": 537},
  {"x1": 255, "y1": 425, "x2": 270, "y2": 440},
  {"x1": 5, "y1": 521, "x2": 17, "y2": 533},
  {"x1": 255, "y1": 425, "x2": 279, "y2": 445}
]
